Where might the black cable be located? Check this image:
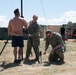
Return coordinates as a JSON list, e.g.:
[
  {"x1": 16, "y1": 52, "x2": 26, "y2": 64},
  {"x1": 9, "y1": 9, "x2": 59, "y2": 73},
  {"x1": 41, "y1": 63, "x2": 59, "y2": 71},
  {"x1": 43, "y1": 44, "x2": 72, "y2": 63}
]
[{"x1": 40, "y1": 0, "x2": 47, "y2": 25}]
